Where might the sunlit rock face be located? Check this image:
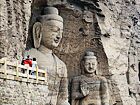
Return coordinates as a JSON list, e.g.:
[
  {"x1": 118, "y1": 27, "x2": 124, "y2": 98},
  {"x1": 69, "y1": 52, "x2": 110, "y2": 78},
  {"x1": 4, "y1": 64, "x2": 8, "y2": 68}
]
[
  {"x1": 0, "y1": 0, "x2": 32, "y2": 61},
  {"x1": 97, "y1": 0, "x2": 140, "y2": 105}
]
